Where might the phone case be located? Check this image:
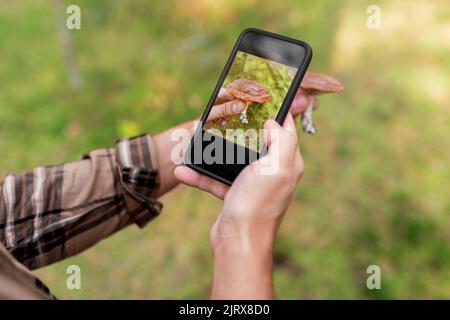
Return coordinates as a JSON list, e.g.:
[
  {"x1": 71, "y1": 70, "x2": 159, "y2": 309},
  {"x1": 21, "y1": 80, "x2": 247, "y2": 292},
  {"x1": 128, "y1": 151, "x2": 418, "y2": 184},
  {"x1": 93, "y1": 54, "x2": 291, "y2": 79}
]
[{"x1": 186, "y1": 28, "x2": 312, "y2": 185}]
